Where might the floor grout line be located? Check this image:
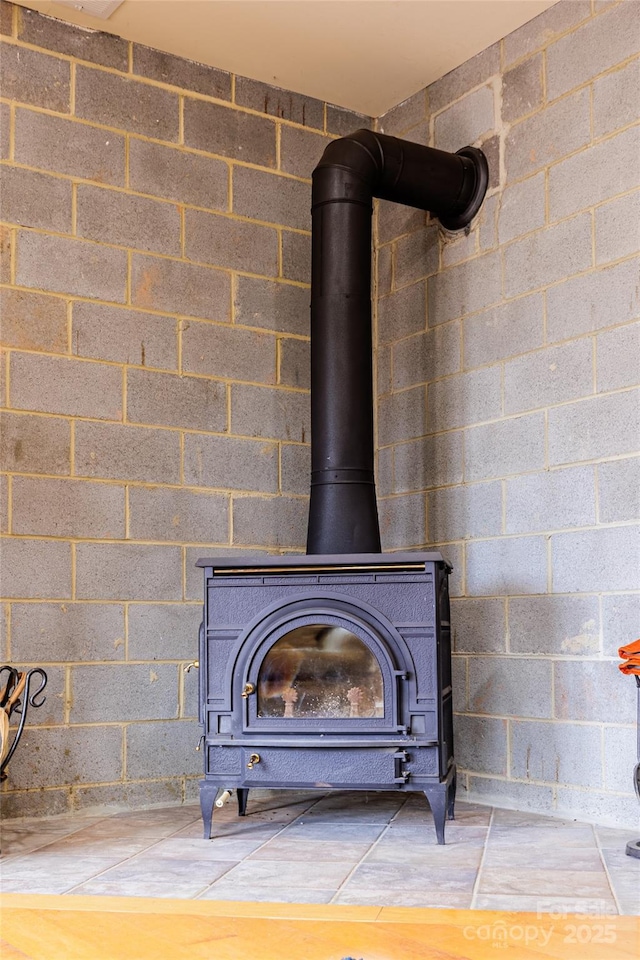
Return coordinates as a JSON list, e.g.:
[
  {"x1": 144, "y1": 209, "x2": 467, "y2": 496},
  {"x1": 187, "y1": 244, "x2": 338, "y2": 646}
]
[
  {"x1": 328, "y1": 794, "x2": 410, "y2": 904},
  {"x1": 469, "y1": 805, "x2": 495, "y2": 909},
  {"x1": 592, "y1": 822, "x2": 623, "y2": 916}
]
